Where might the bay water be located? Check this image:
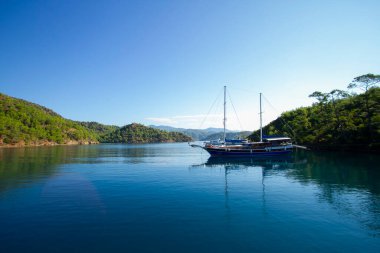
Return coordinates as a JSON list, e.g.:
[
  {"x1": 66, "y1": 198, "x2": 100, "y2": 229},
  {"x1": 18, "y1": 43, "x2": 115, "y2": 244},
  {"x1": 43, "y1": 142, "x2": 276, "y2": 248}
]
[{"x1": 0, "y1": 143, "x2": 379, "y2": 252}]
